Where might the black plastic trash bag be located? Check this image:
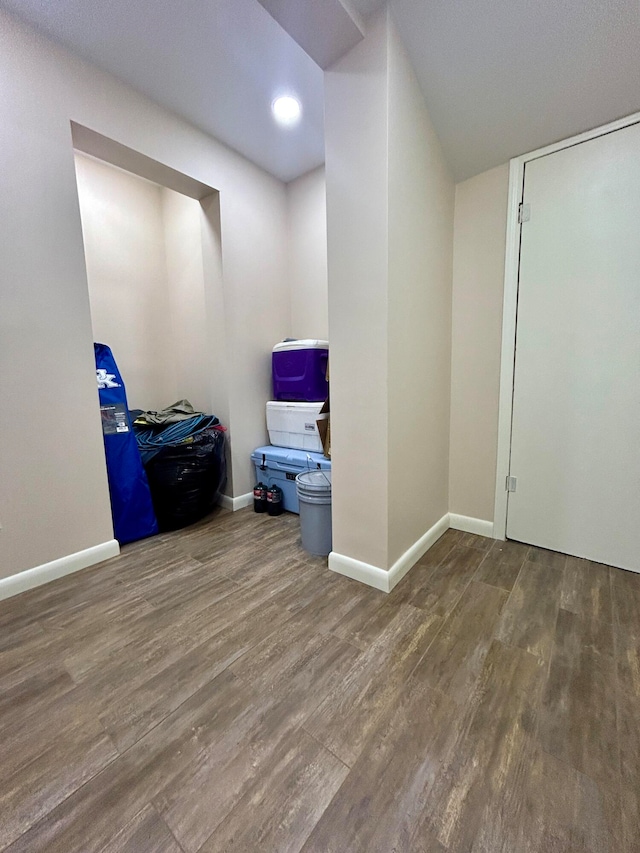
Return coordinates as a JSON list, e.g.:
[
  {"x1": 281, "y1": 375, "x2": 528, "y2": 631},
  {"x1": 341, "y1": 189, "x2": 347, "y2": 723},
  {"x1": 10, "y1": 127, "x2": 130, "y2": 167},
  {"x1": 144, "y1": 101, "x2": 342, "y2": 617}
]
[{"x1": 143, "y1": 428, "x2": 227, "y2": 532}]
